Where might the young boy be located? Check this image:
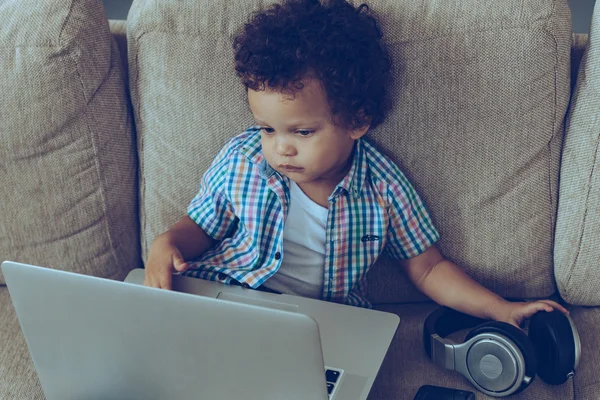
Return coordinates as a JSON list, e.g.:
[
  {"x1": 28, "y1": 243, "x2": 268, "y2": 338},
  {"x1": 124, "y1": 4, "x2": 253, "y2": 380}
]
[{"x1": 144, "y1": 0, "x2": 567, "y2": 327}]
